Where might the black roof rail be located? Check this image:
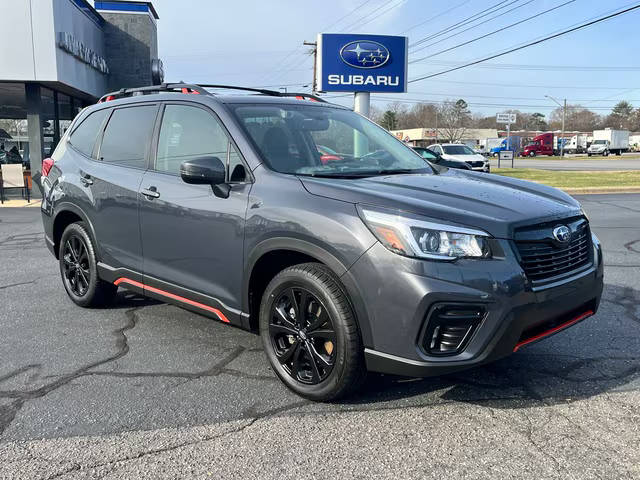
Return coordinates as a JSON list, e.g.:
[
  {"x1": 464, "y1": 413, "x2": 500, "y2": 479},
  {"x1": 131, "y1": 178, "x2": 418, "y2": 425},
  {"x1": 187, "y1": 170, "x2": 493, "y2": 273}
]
[
  {"x1": 197, "y1": 84, "x2": 327, "y2": 103},
  {"x1": 98, "y1": 83, "x2": 211, "y2": 103},
  {"x1": 98, "y1": 82, "x2": 328, "y2": 103}
]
